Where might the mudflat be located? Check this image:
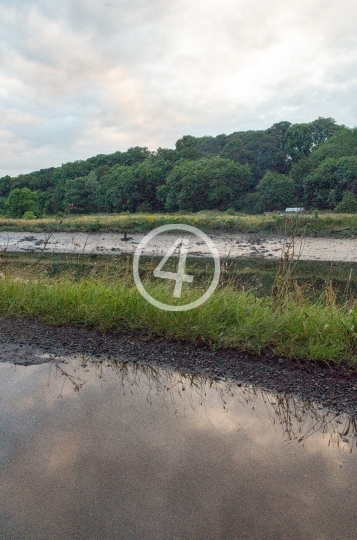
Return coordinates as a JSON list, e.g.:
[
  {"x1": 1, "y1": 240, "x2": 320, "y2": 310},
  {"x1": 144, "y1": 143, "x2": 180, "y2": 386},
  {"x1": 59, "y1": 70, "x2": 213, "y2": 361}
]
[{"x1": 2, "y1": 230, "x2": 357, "y2": 261}]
